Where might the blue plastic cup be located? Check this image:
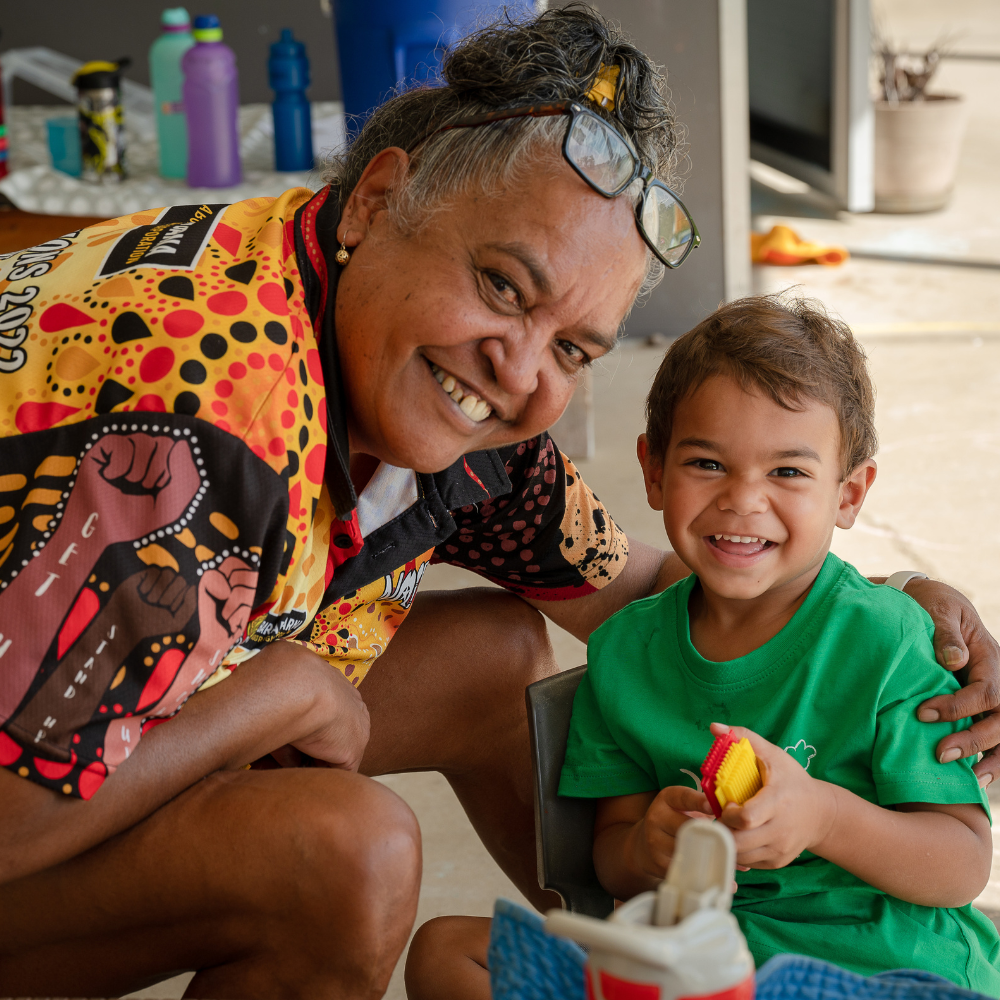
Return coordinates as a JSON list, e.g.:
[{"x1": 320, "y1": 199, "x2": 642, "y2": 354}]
[{"x1": 46, "y1": 117, "x2": 83, "y2": 177}]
